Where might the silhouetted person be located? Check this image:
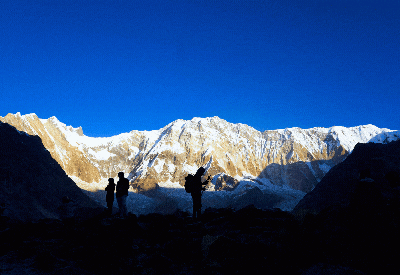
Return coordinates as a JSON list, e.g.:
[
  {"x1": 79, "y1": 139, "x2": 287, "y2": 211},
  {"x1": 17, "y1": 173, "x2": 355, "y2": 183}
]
[
  {"x1": 105, "y1": 178, "x2": 115, "y2": 216},
  {"x1": 116, "y1": 172, "x2": 129, "y2": 218},
  {"x1": 189, "y1": 167, "x2": 210, "y2": 220}
]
